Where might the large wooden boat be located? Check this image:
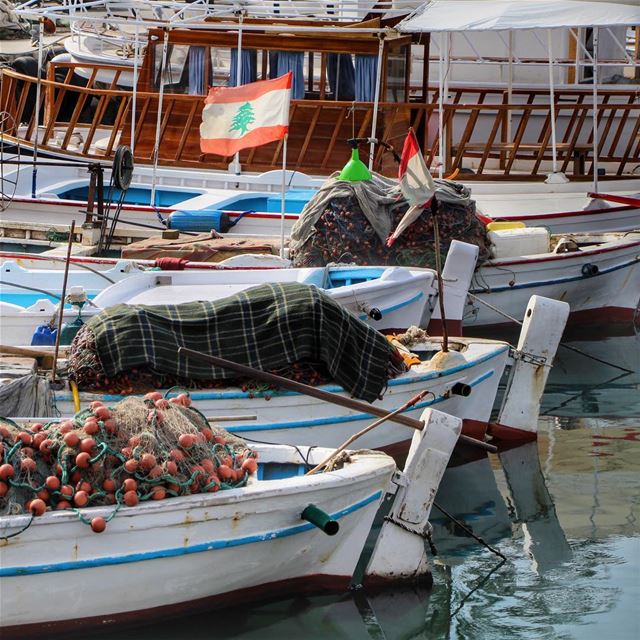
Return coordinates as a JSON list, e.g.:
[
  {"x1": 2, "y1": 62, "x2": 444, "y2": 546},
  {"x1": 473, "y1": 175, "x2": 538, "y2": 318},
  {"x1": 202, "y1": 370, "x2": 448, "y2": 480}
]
[{"x1": 1, "y1": 1, "x2": 638, "y2": 182}]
